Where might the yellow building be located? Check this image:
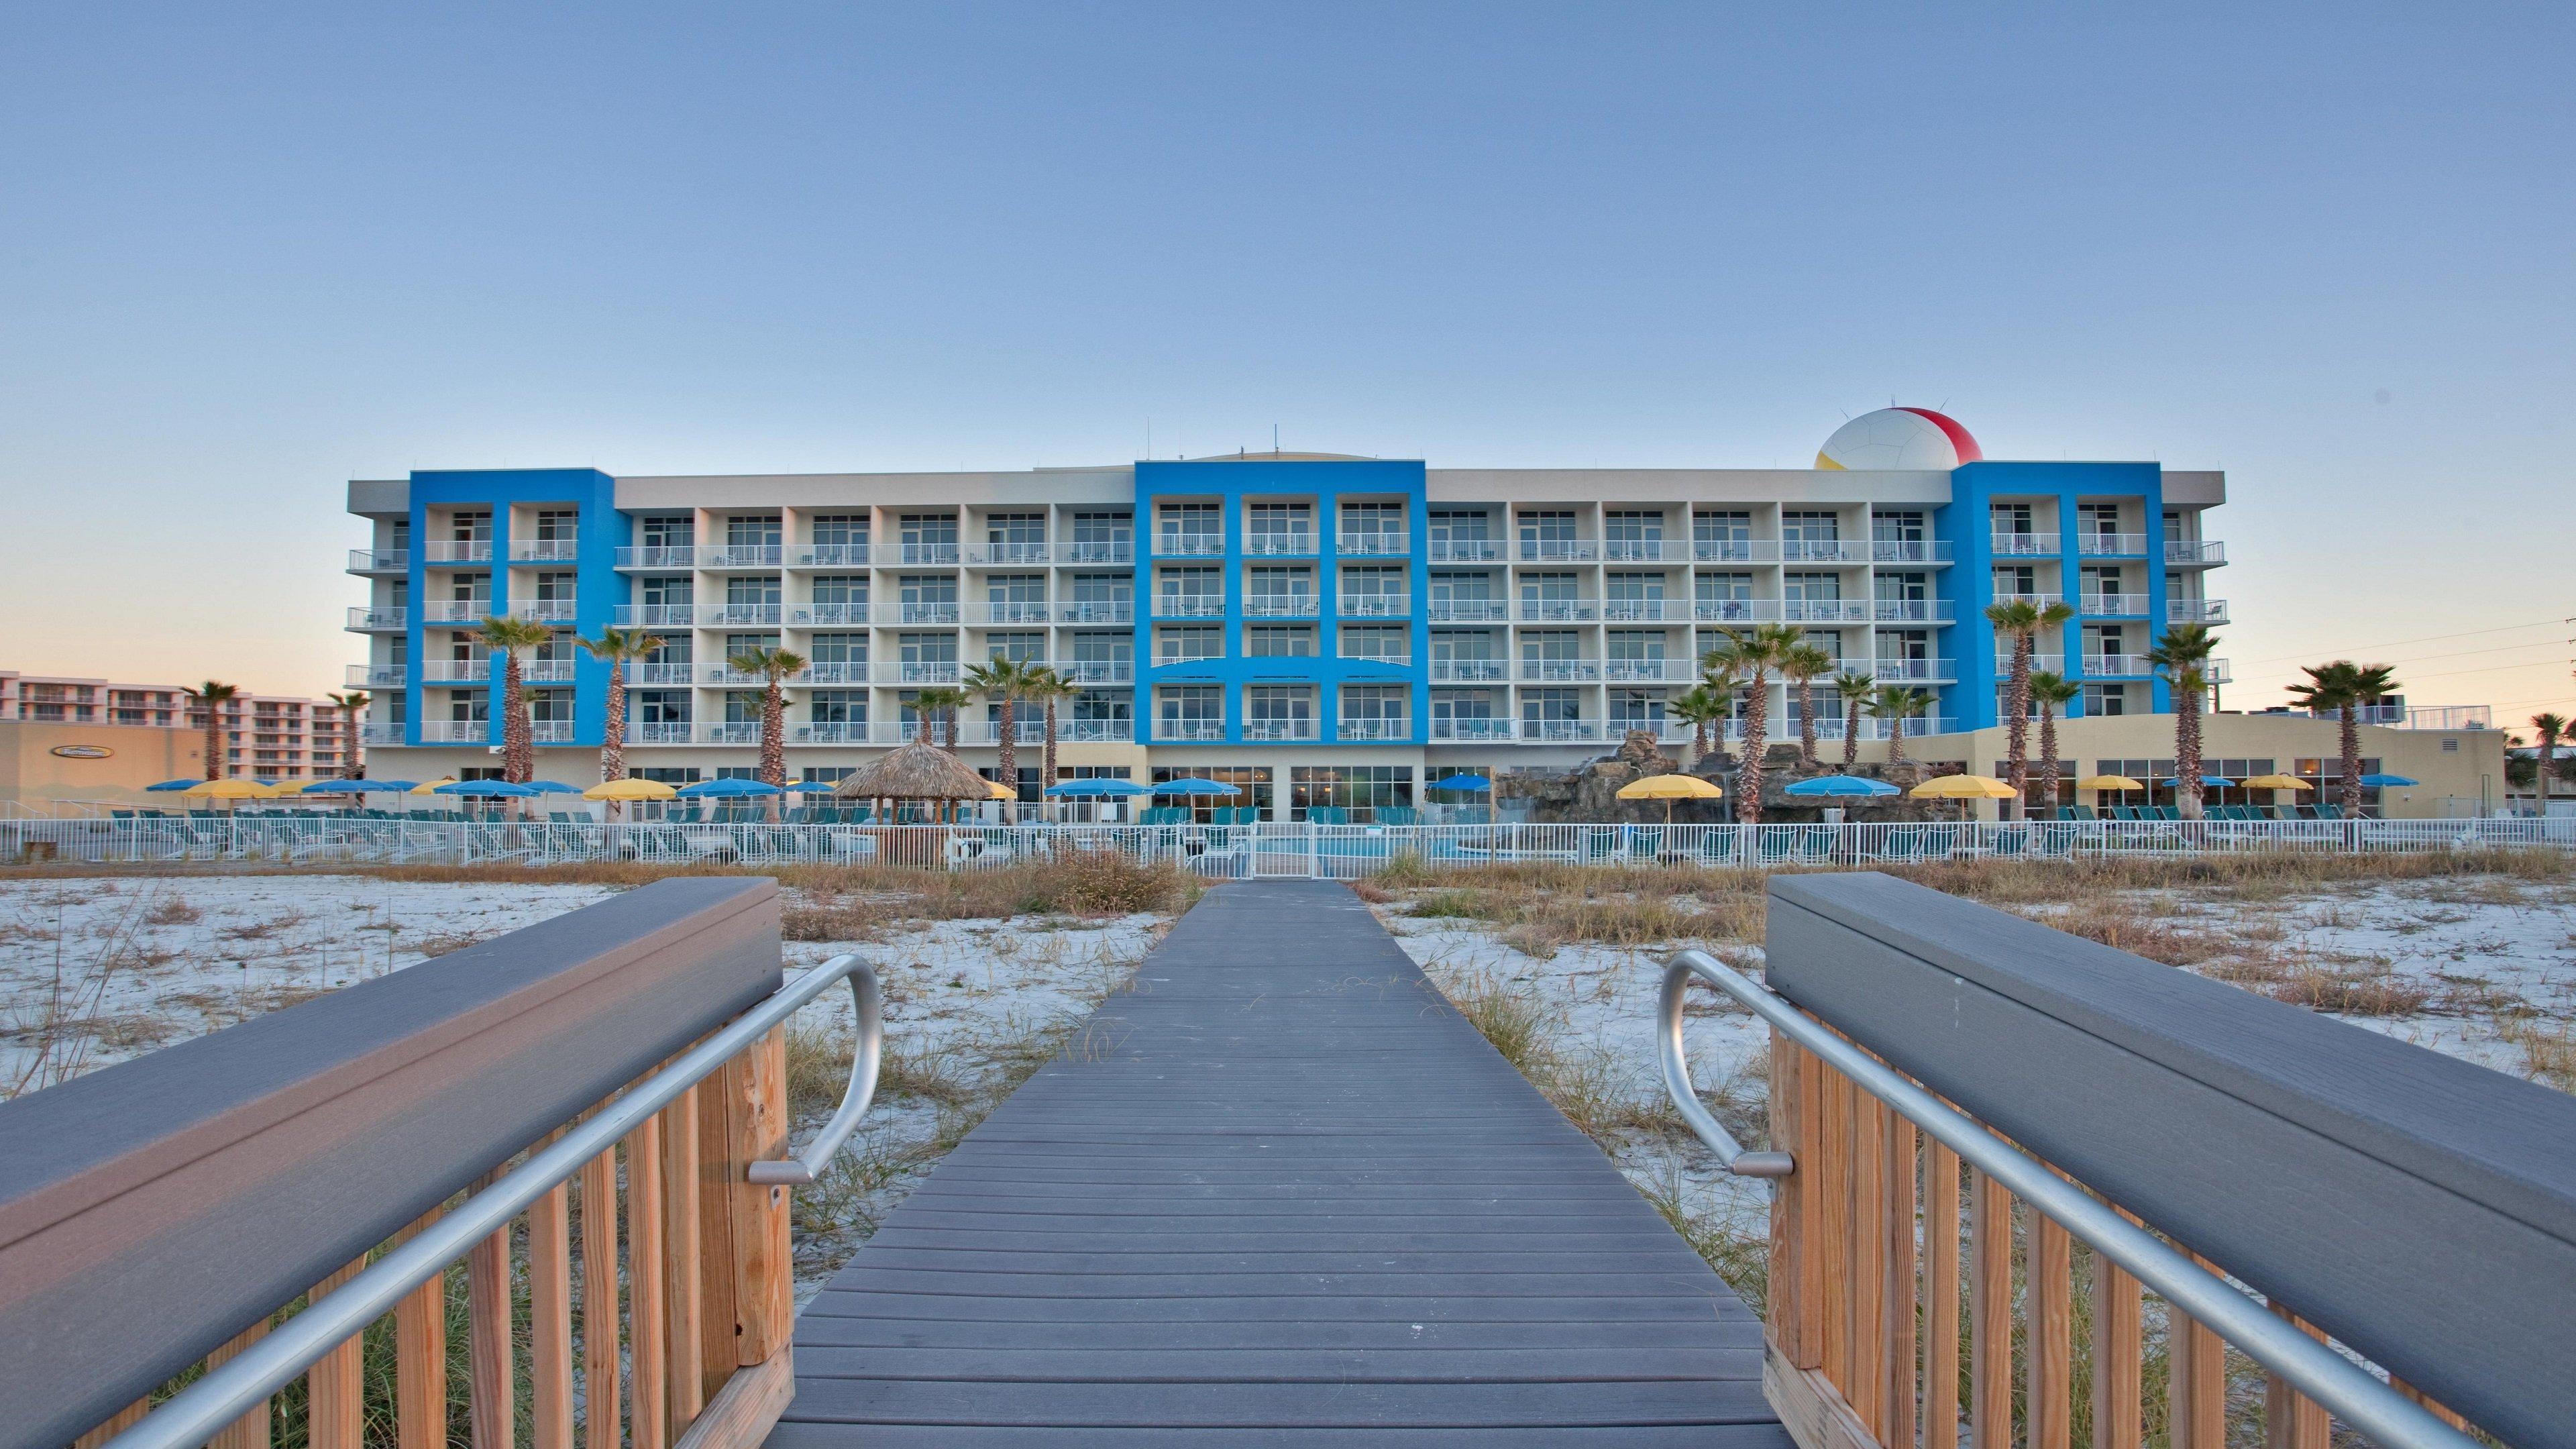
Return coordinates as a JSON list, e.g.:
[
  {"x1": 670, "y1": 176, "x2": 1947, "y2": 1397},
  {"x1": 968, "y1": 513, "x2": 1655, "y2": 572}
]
[{"x1": 0, "y1": 720, "x2": 207, "y2": 809}]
